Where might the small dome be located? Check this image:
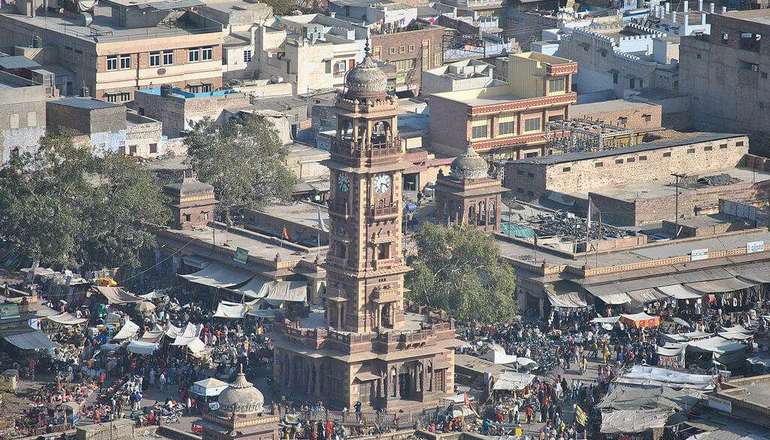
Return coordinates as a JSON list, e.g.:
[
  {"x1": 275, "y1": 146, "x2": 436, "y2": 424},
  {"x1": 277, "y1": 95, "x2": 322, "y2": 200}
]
[
  {"x1": 344, "y1": 51, "x2": 387, "y2": 99},
  {"x1": 450, "y1": 146, "x2": 489, "y2": 180},
  {"x1": 217, "y1": 369, "x2": 264, "y2": 415}
]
